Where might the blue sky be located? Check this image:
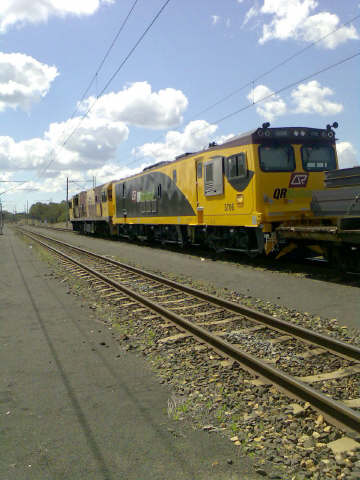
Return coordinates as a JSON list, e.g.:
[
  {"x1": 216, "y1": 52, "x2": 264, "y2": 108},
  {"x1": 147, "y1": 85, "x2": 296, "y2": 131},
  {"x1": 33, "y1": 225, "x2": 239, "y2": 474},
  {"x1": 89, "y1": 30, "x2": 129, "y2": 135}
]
[{"x1": 0, "y1": 0, "x2": 359, "y2": 212}]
